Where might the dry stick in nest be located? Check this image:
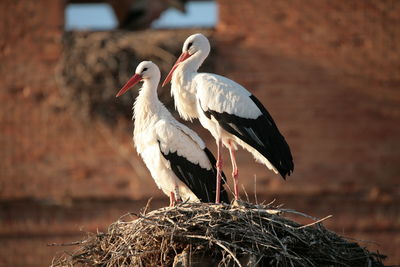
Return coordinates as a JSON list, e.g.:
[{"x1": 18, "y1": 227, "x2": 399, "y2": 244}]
[{"x1": 50, "y1": 201, "x2": 387, "y2": 267}]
